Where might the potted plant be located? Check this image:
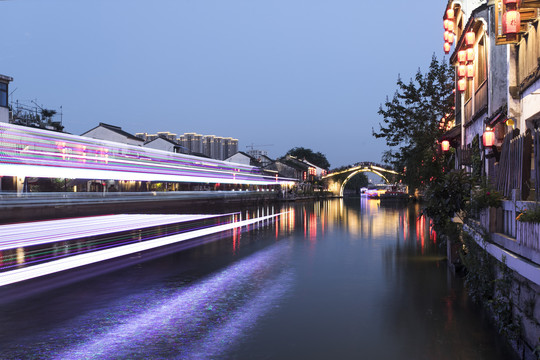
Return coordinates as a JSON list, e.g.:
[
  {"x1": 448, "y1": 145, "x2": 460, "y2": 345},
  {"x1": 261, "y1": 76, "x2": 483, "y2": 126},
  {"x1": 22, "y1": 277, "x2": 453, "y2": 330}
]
[
  {"x1": 470, "y1": 182, "x2": 503, "y2": 232},
  {"x1": 516, "y1": 206, "x2": 540, "y2": 250}
]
